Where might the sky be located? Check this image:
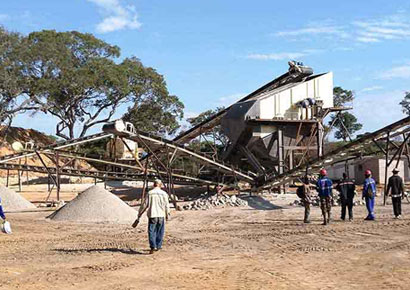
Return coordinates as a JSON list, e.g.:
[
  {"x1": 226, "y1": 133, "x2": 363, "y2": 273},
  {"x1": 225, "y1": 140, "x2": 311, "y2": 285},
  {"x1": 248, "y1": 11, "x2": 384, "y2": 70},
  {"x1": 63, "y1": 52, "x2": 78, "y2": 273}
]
[{"x1": 1, "y1": 0, "x2": 410, "y2": 137}]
